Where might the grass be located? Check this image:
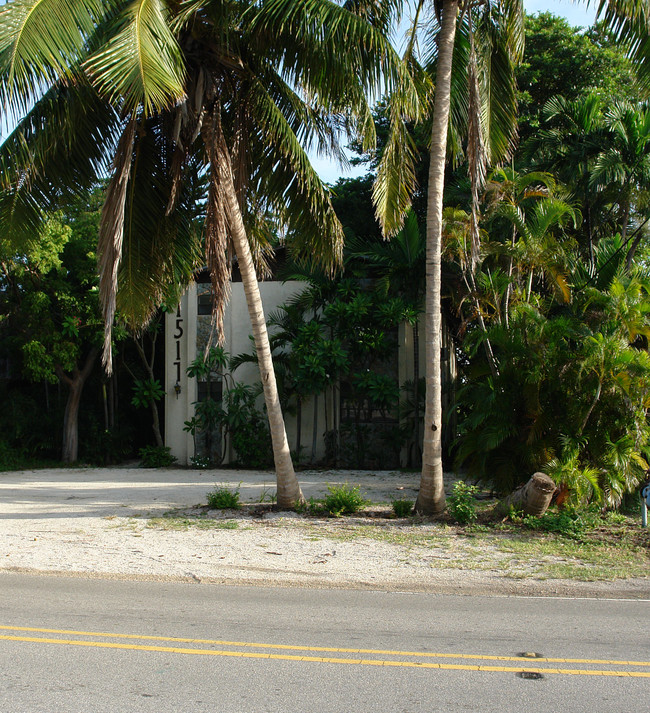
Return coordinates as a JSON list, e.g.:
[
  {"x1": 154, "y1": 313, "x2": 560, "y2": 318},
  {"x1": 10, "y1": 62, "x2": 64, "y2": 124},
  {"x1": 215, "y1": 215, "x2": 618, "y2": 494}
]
[
  {"x1": 138, "y1": 498, "x2": 649, "y2": 584},
  {"x1": 147, "y1": 516, "x2": 240, "y2": 531}
]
